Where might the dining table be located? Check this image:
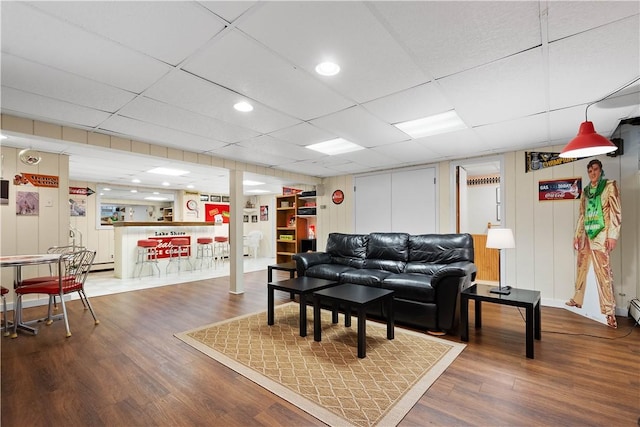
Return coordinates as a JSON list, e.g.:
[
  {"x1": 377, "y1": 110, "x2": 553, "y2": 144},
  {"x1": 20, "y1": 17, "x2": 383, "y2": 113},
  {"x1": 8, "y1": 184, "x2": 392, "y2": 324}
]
[{"x1": 0, "y1": 253, "x2": 63, "y2": 337}]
